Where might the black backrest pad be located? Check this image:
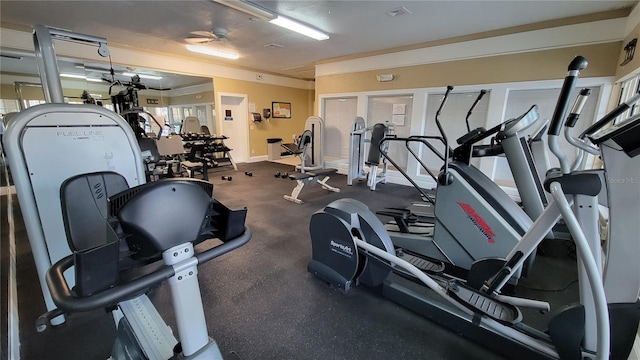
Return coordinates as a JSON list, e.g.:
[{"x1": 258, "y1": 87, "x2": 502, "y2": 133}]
[
  {"x1": 61, "y1": 172, "x2": 130, "y2": 252},
  {"x1": 449, "y1": 162, "x2": 532, "y2": 235},
  {"x1": 116, "y1": 179, "x2": 213, "y2": 254},
  {"x1": 299, "y1": 130, "x2": 312, "y2": 149},
  {"x1": 366, "y1": 123, "x2": 387, "y2": 165}
]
